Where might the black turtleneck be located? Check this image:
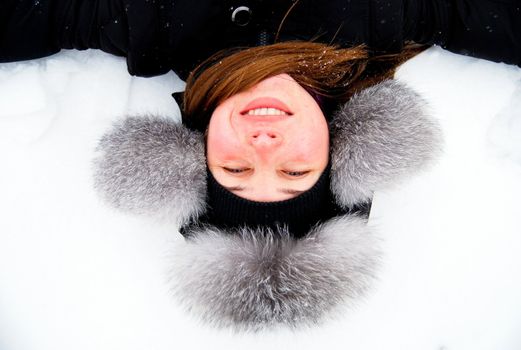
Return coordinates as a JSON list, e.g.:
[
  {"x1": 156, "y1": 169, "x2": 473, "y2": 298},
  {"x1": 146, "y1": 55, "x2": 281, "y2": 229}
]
[{"x1": 180, "y1": 165, "x2": 371, "y2": 238}]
